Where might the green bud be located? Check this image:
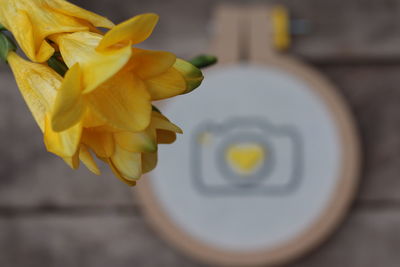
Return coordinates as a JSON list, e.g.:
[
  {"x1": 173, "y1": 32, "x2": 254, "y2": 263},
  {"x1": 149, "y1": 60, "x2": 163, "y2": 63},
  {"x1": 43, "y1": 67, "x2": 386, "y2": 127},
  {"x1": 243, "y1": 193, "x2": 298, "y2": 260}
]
[
  {"x1": 0, "y1": 23, "x2": 6, "y2": 31},
  {"x1": 189, "y1": 54, "x2": 218, "y2": 69},
  {"x1": 0, "y1": 31, "x2": 16, "y2": 62},
  {"x1": 47, "y1": 52, "x2": 68, "y2": 77},
  {"x1": 174, "y1": 58, "x2": 204, "y2": 94}
]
